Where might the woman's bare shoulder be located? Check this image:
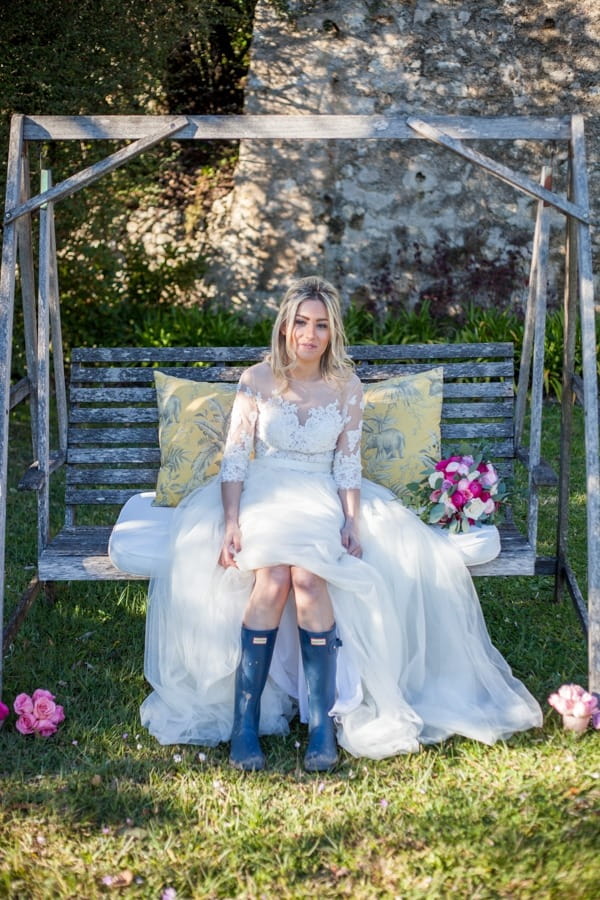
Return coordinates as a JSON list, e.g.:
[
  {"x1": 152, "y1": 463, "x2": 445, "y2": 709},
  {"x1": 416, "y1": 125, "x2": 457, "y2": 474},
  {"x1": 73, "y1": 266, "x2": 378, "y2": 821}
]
[
  {"x1": 343, "y1": 370, "x2": 363, "y2": 394},
  {"x1": 240, "y1": 360, "x2": 275, "y2": 390}
]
